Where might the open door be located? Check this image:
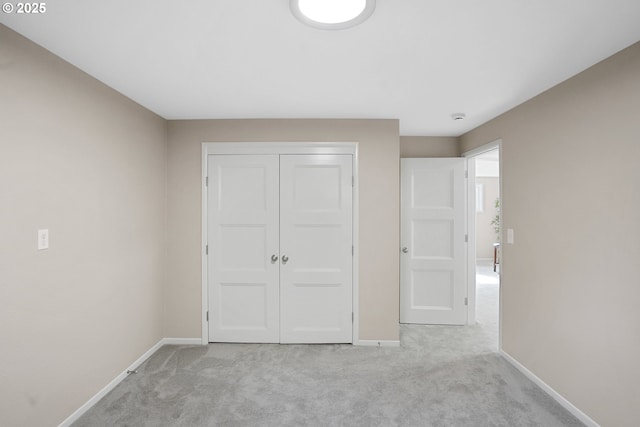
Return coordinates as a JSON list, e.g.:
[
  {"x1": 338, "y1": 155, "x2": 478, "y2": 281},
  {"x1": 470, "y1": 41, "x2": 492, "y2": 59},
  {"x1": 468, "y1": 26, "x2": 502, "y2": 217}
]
[{"x1": 400, "y1": 158, "x2": 467, "y2": 325}]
